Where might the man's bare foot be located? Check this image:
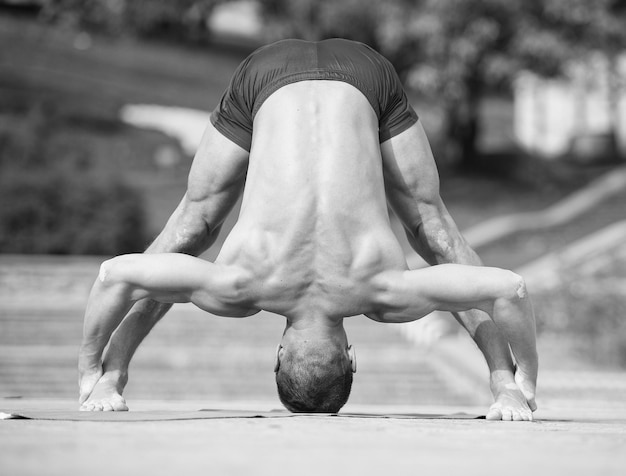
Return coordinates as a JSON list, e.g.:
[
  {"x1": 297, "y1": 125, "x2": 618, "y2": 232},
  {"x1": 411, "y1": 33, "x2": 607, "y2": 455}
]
[
  {"x1": 79, "y1": 371, "x2": 128, "y2": 412},
  {"x1": 486, "y1": 370, "x2": 536, "y2": 421}
]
